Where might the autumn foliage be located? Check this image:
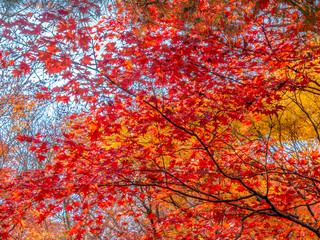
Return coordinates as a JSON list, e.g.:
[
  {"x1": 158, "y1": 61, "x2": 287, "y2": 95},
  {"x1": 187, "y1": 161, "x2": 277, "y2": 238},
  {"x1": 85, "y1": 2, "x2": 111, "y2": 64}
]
[{"x1": 1, "y1": 0, "x2": 320, "y2": 239}]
